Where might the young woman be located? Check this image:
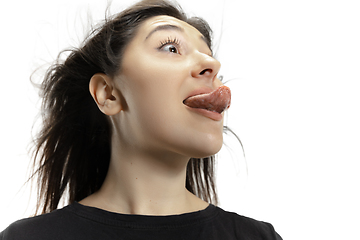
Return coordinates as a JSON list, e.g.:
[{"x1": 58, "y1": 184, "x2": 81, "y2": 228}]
[{"x1": 0, "y1": 0, "x2": 282, "y2": 239}]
